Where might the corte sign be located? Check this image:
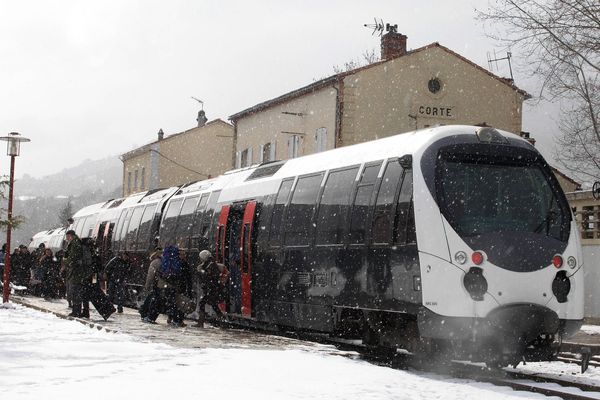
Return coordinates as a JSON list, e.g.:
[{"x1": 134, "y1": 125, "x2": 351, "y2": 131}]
[{"x1": 417, "y1": 105, "x2": 454, "y2": 119}]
